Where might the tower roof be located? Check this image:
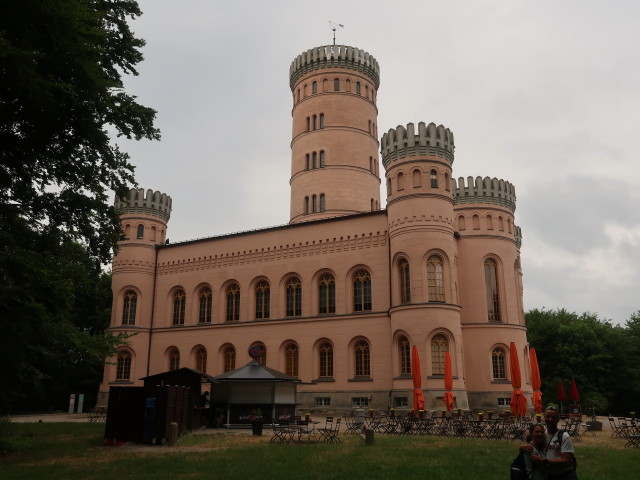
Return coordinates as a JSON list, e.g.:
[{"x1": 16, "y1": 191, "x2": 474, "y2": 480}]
[
  {"x1": 115, "y1": 187, "x2": 172, "y2": 221},
  {"x1": 289, "y1": 44, "x2": 380, "y2": 90}
]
